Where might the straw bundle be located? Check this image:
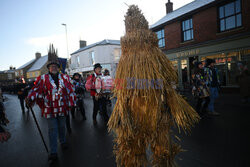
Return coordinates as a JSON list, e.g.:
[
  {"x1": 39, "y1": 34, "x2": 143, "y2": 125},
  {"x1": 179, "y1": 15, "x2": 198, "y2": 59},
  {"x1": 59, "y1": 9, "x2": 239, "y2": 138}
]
[{"x1": 108, "y1": 5, "x2": 200, "y2": 167}]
